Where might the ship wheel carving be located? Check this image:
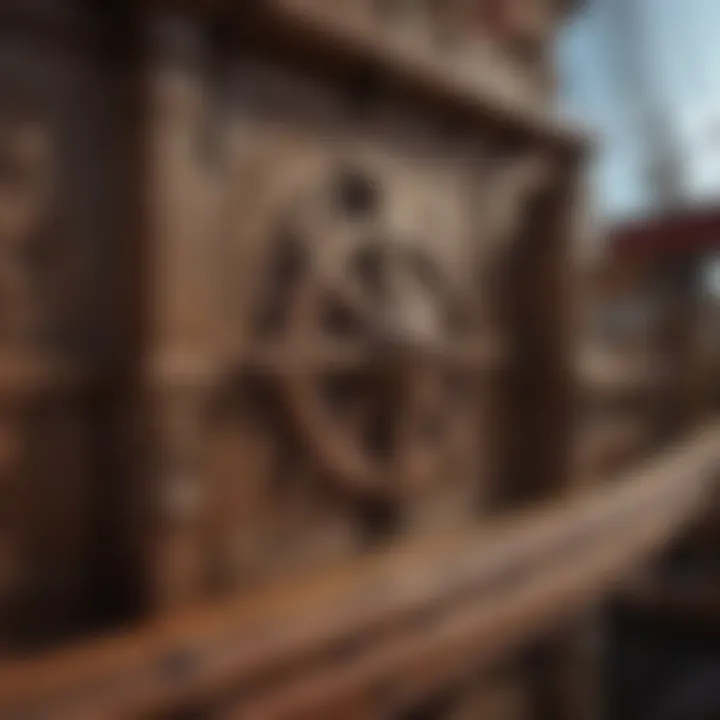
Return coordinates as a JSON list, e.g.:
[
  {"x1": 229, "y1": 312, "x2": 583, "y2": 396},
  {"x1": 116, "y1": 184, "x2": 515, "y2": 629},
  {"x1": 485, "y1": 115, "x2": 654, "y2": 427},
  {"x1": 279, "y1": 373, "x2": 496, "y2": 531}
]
[{"x1": 246, "y1": 157, "x2": 494, "y2": 502}]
